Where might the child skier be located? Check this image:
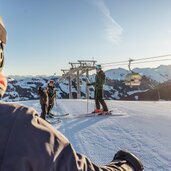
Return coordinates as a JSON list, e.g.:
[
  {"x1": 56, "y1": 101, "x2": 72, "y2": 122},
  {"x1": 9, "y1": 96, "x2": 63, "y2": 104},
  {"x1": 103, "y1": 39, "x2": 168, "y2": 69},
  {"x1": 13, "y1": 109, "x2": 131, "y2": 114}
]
[
  {"x1": 37, "y1": 86, "x2": 48, "y2": 119},
  {"x1": 47, "y1": 79, "x2": 56, "y2": 115}
]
